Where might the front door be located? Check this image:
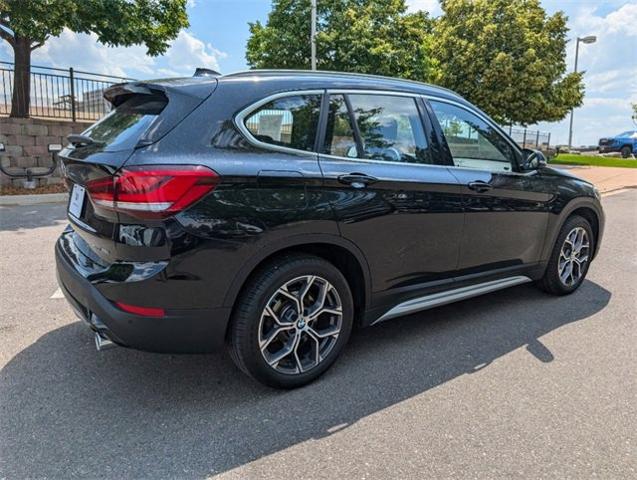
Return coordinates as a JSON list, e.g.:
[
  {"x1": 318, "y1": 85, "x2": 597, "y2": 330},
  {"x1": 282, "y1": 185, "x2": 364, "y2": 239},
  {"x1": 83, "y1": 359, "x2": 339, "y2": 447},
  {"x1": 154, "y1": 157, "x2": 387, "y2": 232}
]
[
  {"x1": 427, "y1": 99, "x2": 552, "y2": 276},
  {"x1": 317, "y1": 92, "x2": 465, "y2": 305}
]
